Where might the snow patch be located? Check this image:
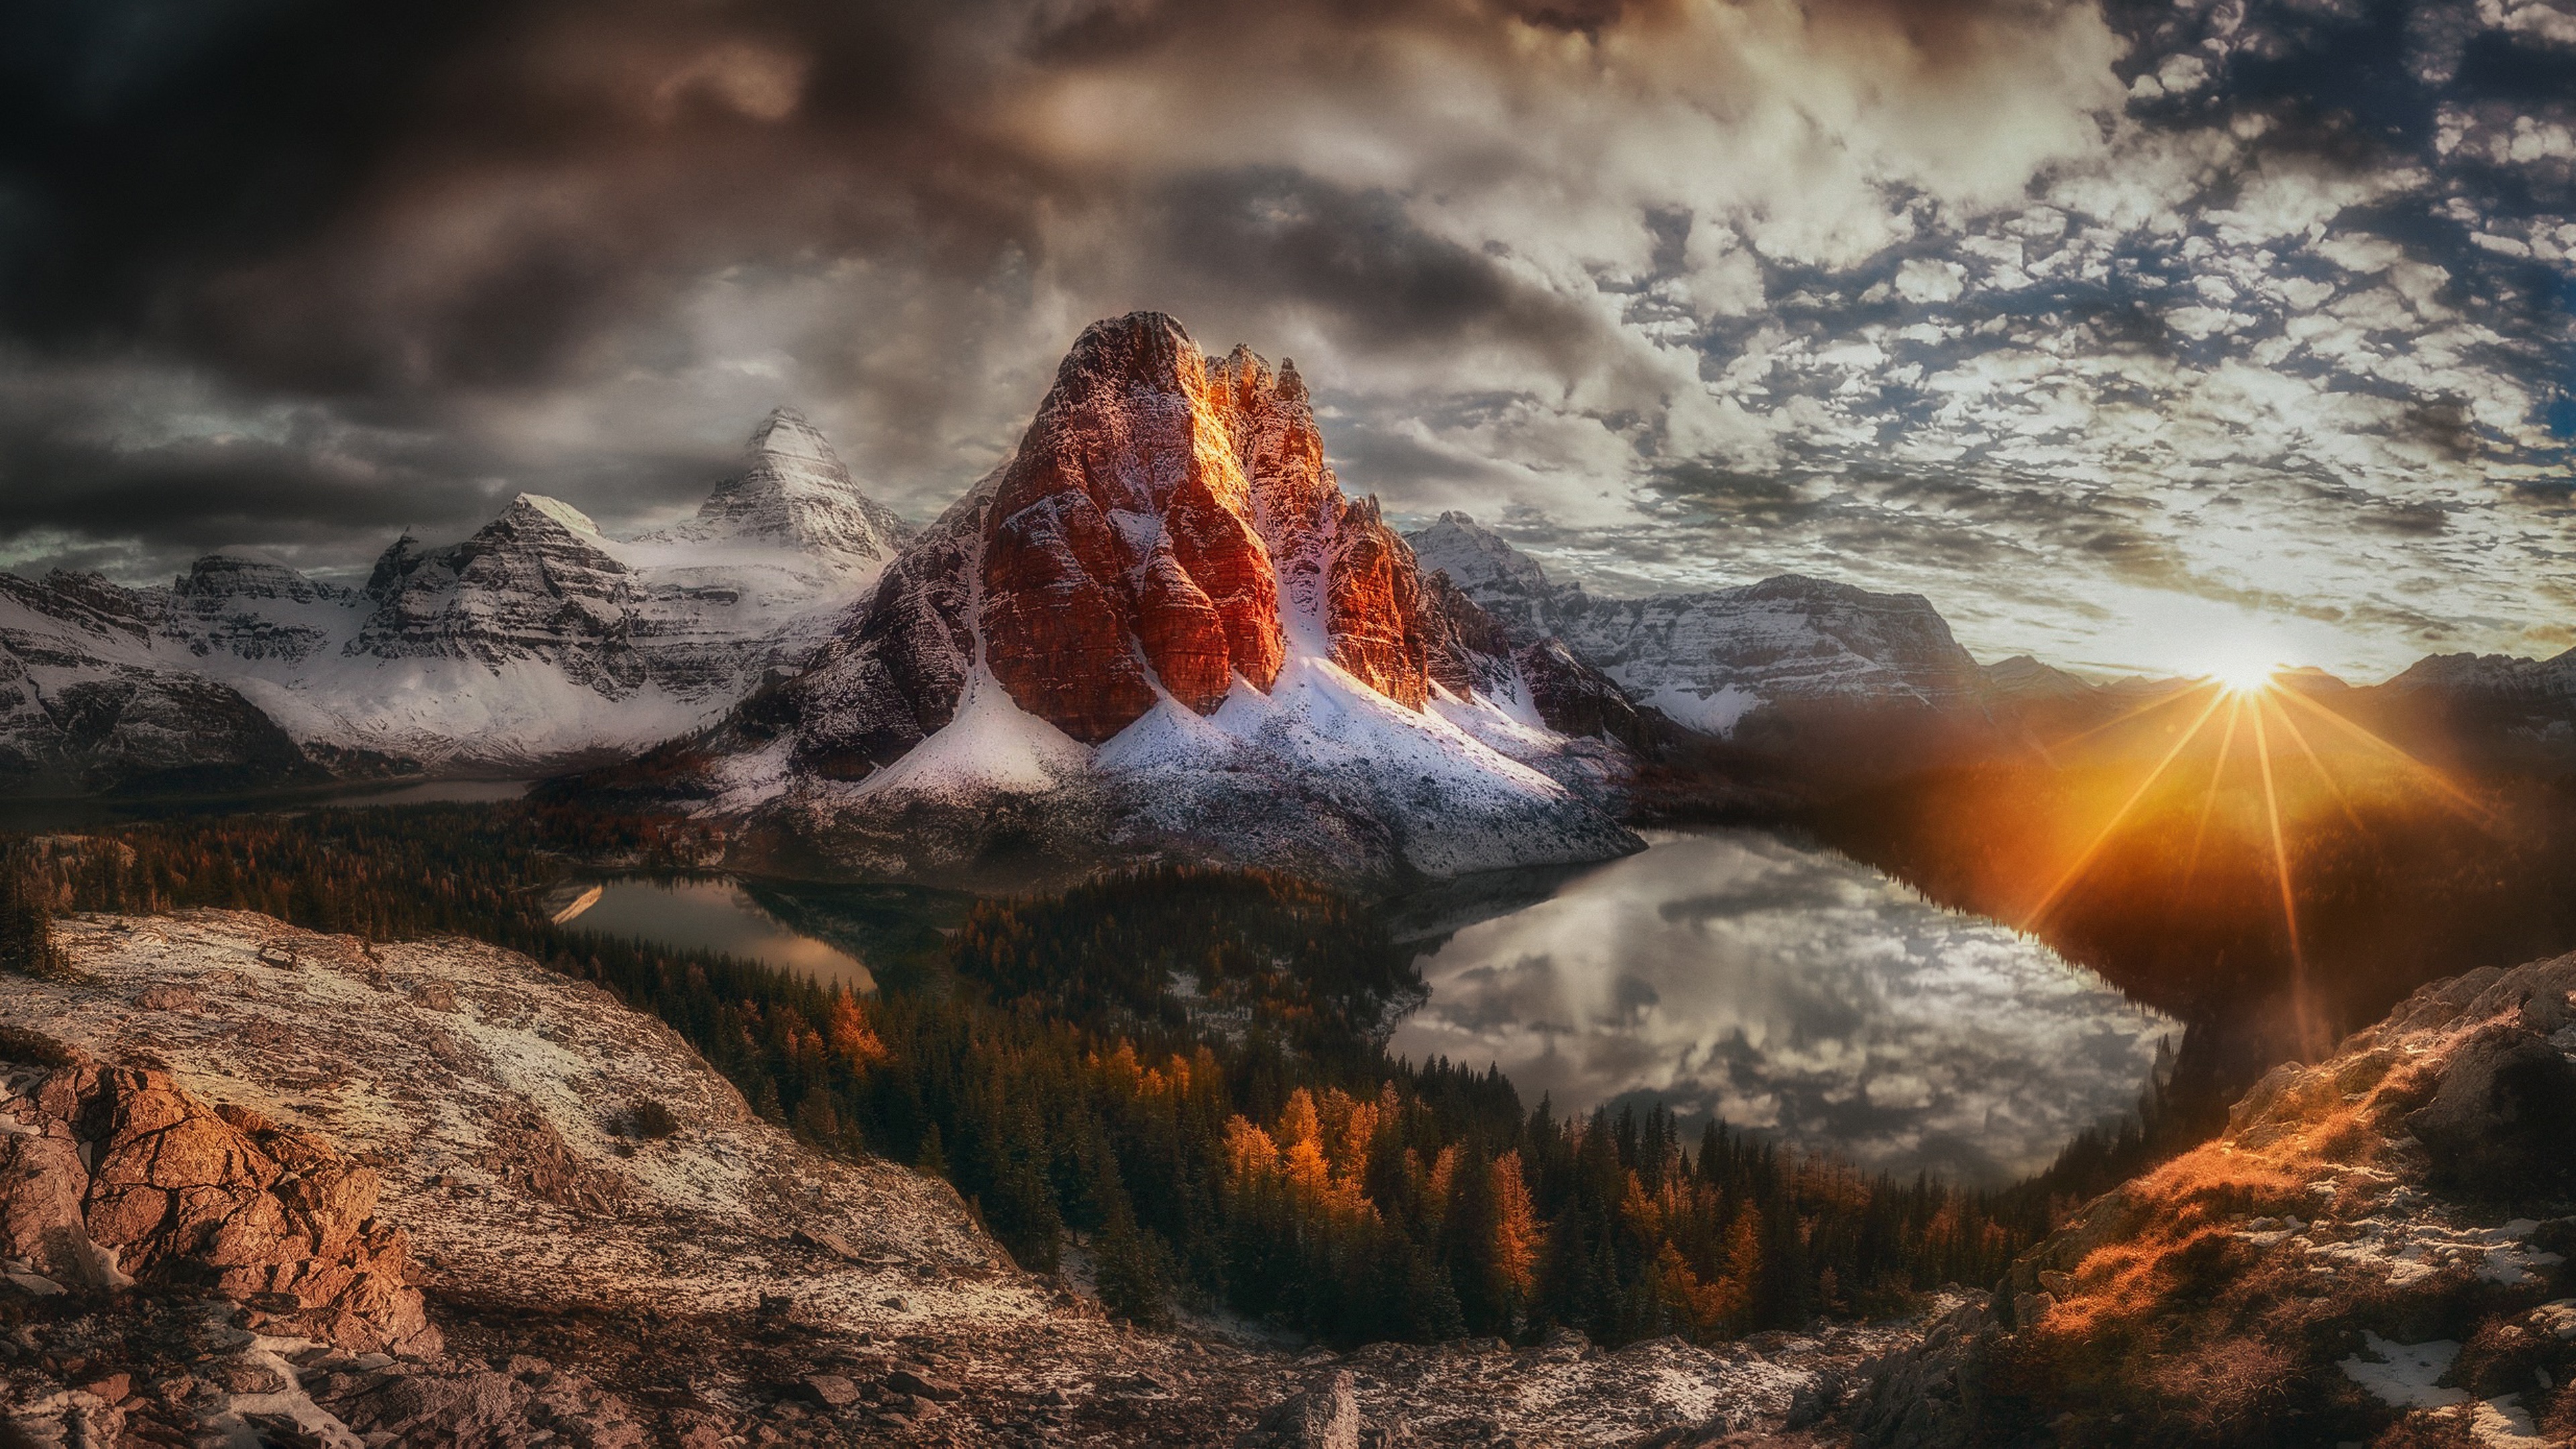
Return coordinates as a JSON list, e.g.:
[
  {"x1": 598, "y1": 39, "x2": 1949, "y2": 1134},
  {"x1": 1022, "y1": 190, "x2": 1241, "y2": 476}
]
[
  {"x1": 2467, "y1": 1395, "x2": 2555, "y2": 1449},
  {"x1": 2306, "y1": 1214, "x2": 2566, "y2": 1287},
  {"x1": 1096, "y1": 692, "x2": 1243, "y2": 774},
  {"x1": 513, "y1": 494, "x2": 607, "y2": 537},
  {"x1": 860, "y1": 665, "x2": 1090, "y2": 800},
  {"x1": 2339, "y1": 1333, "x2": 2466, "y2": 1409},
  {"x1": 1643, "y1": 683, "x2": 1763, "y2": 736}
]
